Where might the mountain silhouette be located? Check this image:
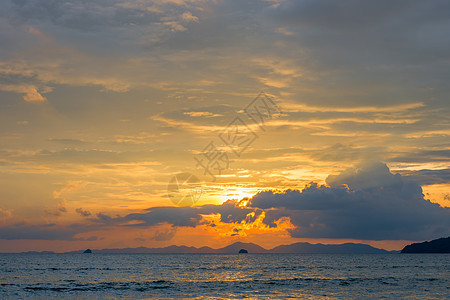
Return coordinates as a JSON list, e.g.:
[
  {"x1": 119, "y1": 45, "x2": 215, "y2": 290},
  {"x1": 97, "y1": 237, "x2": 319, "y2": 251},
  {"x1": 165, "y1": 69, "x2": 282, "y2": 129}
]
[
  {"x1": 401, "y1": 237, "x2": 450, "y2": 253},
  {"x1": 65, "y1": 241, "x2": 391, "y2": 254},
  {"x1": 271, "y1": 242, "x2": 389, "y2": 254}
]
